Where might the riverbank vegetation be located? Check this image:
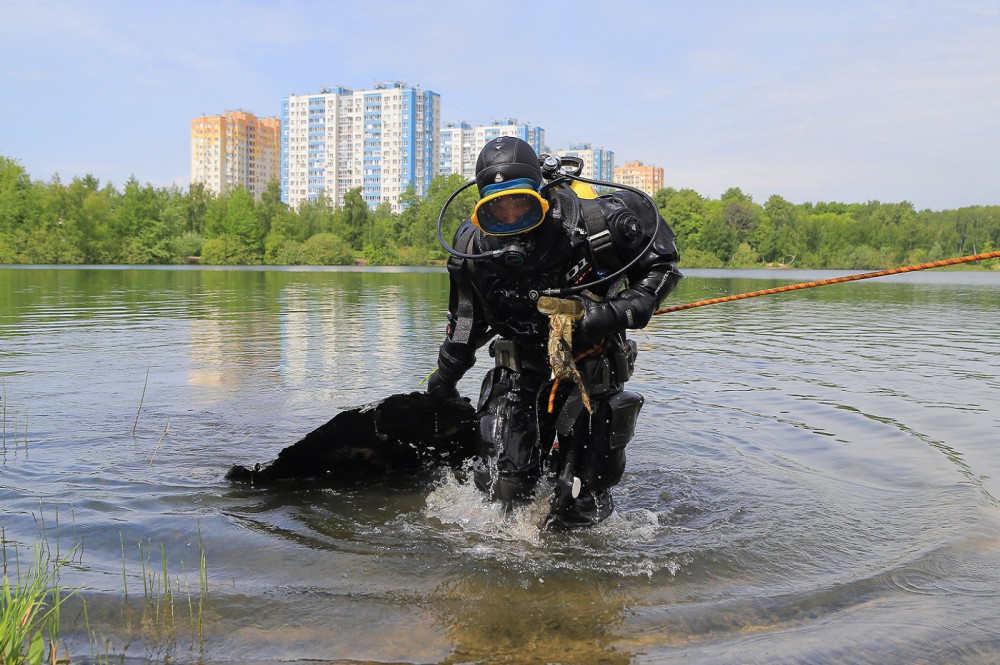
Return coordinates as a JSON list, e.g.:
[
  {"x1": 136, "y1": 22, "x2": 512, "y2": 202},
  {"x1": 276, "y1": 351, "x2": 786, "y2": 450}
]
[
  {"x1": 2, "y1": 156, "x2": 998, "y2": 270},
  {"x1": 1, "y1": 545, "x2": 69, "y2": 665},
  {"x1": 1, "y1": 528, "x2": 208, "y2": 664}
]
